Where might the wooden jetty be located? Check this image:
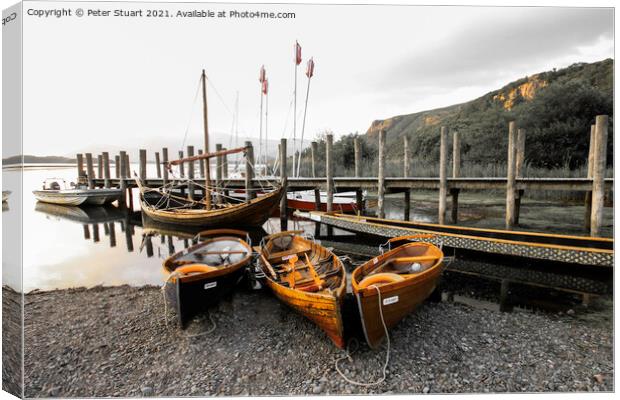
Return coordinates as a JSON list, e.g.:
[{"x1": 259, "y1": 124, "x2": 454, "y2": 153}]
[{"x1": 79, "y1": 114, "x2": 612, "y2": 244}]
